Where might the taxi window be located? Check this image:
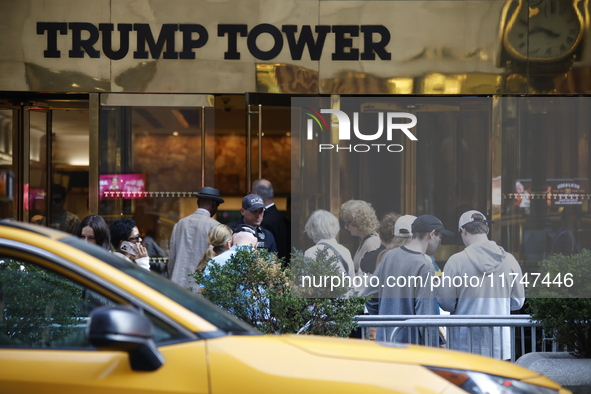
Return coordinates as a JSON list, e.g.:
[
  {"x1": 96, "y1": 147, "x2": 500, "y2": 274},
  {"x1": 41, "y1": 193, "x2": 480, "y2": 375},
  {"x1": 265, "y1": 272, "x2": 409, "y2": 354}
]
[
  {"x1": 0, "y1": 256, "x2": 110, "y2": 348},
  {"x1": 0, "y1": 256, "x2": 181, "y2": 348},
  {"x1": 61, "y1": 237, "x2": 259, "y2": 336}
]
